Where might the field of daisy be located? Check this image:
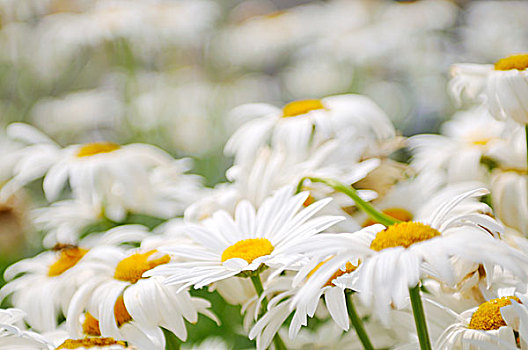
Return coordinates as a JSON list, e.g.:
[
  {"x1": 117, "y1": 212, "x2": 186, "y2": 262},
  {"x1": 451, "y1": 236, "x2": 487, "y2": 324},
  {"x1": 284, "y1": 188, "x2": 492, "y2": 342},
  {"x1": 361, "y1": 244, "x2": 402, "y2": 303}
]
[{"x1": 2, "y1": 0, "x2": 528, "y2": 349}]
